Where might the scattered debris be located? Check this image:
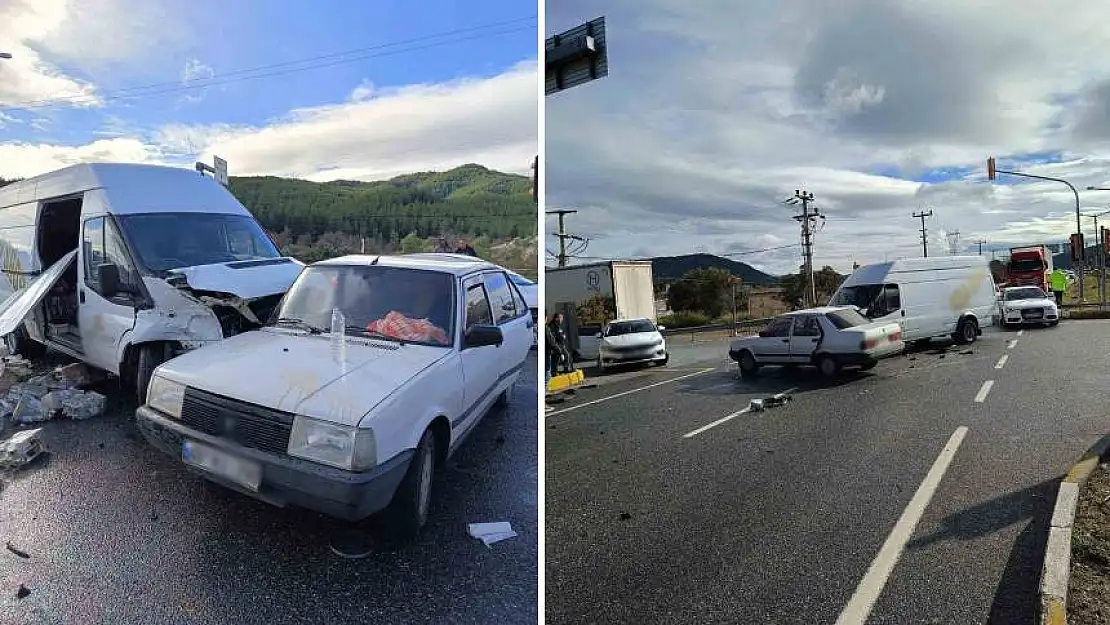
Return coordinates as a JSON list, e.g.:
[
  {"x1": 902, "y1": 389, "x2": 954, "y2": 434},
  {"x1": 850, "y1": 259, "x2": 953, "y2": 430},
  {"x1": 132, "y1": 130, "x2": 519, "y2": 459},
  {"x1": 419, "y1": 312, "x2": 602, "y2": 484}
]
[
  {"x1": 5, "y1": 541, "x2": 28, "y2": 559},
  {"x1": 0, "y1": 428, "x2": 44, "y2": 469},
  {"x1": 16, "y1": 584, "x2": 29, "y2": 599},
  {"x1": 467, "y1": 521, "x2": 517, "y2": 547},
  {"x1": 0, "y1": 361, "x2": 108, "y2": 425},
  {"x1": 960, "y1": 350, "x2": 974, "y2": 355},
  {"x1": 750, "y1": 393, "x2": 793, "y2": 412},
  {"x1": 618, "y1": 512, "x2": 632, "y2": 521}
]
